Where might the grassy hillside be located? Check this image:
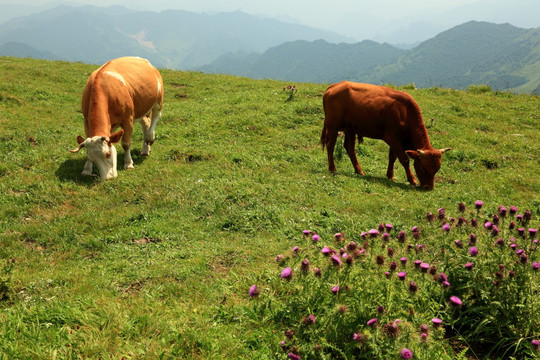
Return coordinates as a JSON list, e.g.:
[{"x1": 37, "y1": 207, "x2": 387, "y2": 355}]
[{"x1": 0, "y1": 57, "x2": 539, "y2": 359}]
